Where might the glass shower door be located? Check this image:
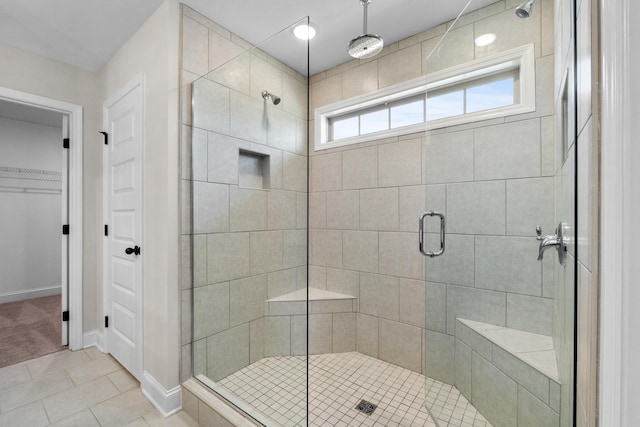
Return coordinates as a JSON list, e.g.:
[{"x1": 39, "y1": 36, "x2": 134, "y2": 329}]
[
  {"x1": 189, "y1": 17, "x2": 309, "y2": 426},
  {"x1": 422, "y1": 1, "x2": 576, "y2": 426}
]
